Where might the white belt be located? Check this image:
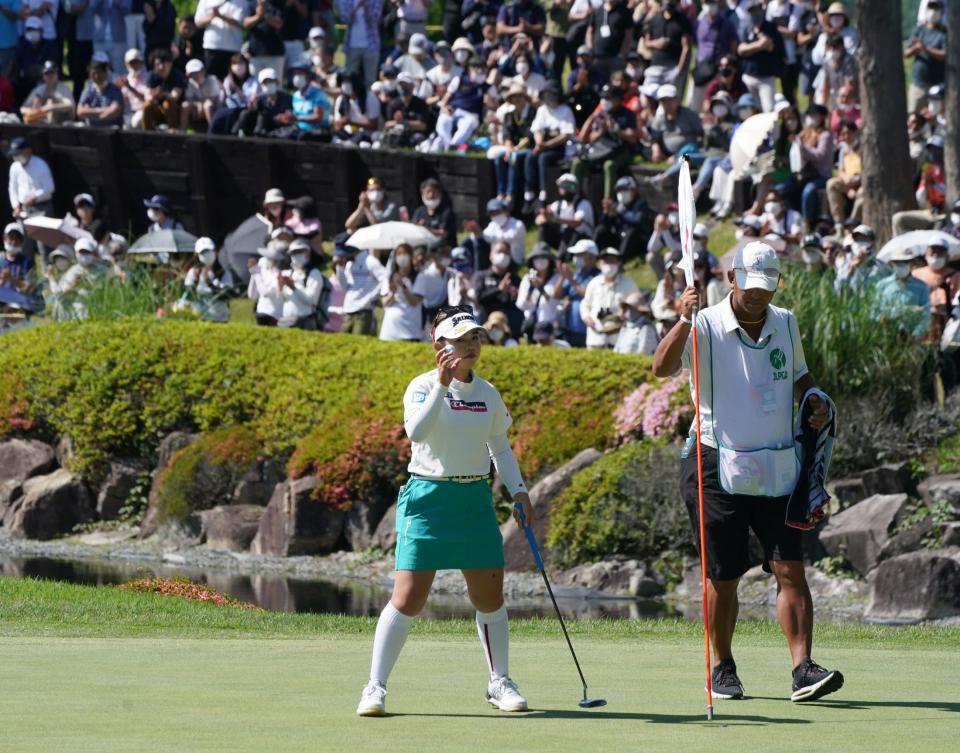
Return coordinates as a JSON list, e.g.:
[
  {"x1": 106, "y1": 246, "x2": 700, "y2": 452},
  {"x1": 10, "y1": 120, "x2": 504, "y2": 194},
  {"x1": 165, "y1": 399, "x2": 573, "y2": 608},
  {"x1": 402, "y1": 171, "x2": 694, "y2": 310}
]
[{"x1": 412, "y1": 474, "x2": 486, "y2": 484}]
